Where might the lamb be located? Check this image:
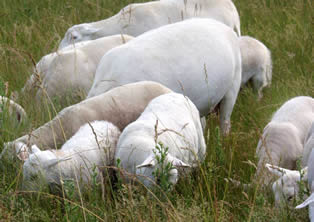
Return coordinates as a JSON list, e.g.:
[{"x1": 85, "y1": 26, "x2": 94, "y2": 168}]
[
  {"x1": 87, "y1": 18, "x2": 242, "y2": 135},
  {"x1": 296, "y1": 136, "x2": 314, "y2": 222},
  {"x1": 1, "y1": 81, "x2": 172, "y2": 159},
  {"x1": 254, "y1": 96, "x2": 314, "y2": 197},
  {"x1": 23, "y1": 35, "x2": 133, "y2": 101},
  {"x1": 266, "y1": 122, "x2": 314, "y2": 206},
  {"x1": 239, "y1": 36, "x2": 272, "y2": 99},
  {"x1": 0, "y1": 96, "x2": 27, "y2": 123},
  {"x1": 19, "y1": 120, "x2": 121, "y2": 192},
  {"x1": 58, "y1": 0, "x2": 241, "y2": 49},
  {"x1": 115, "y1": 93, "x2": 206, "y2": 188},
  {"x1": 229, "y1": 97, "x2": 314, "y2": 205}
]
